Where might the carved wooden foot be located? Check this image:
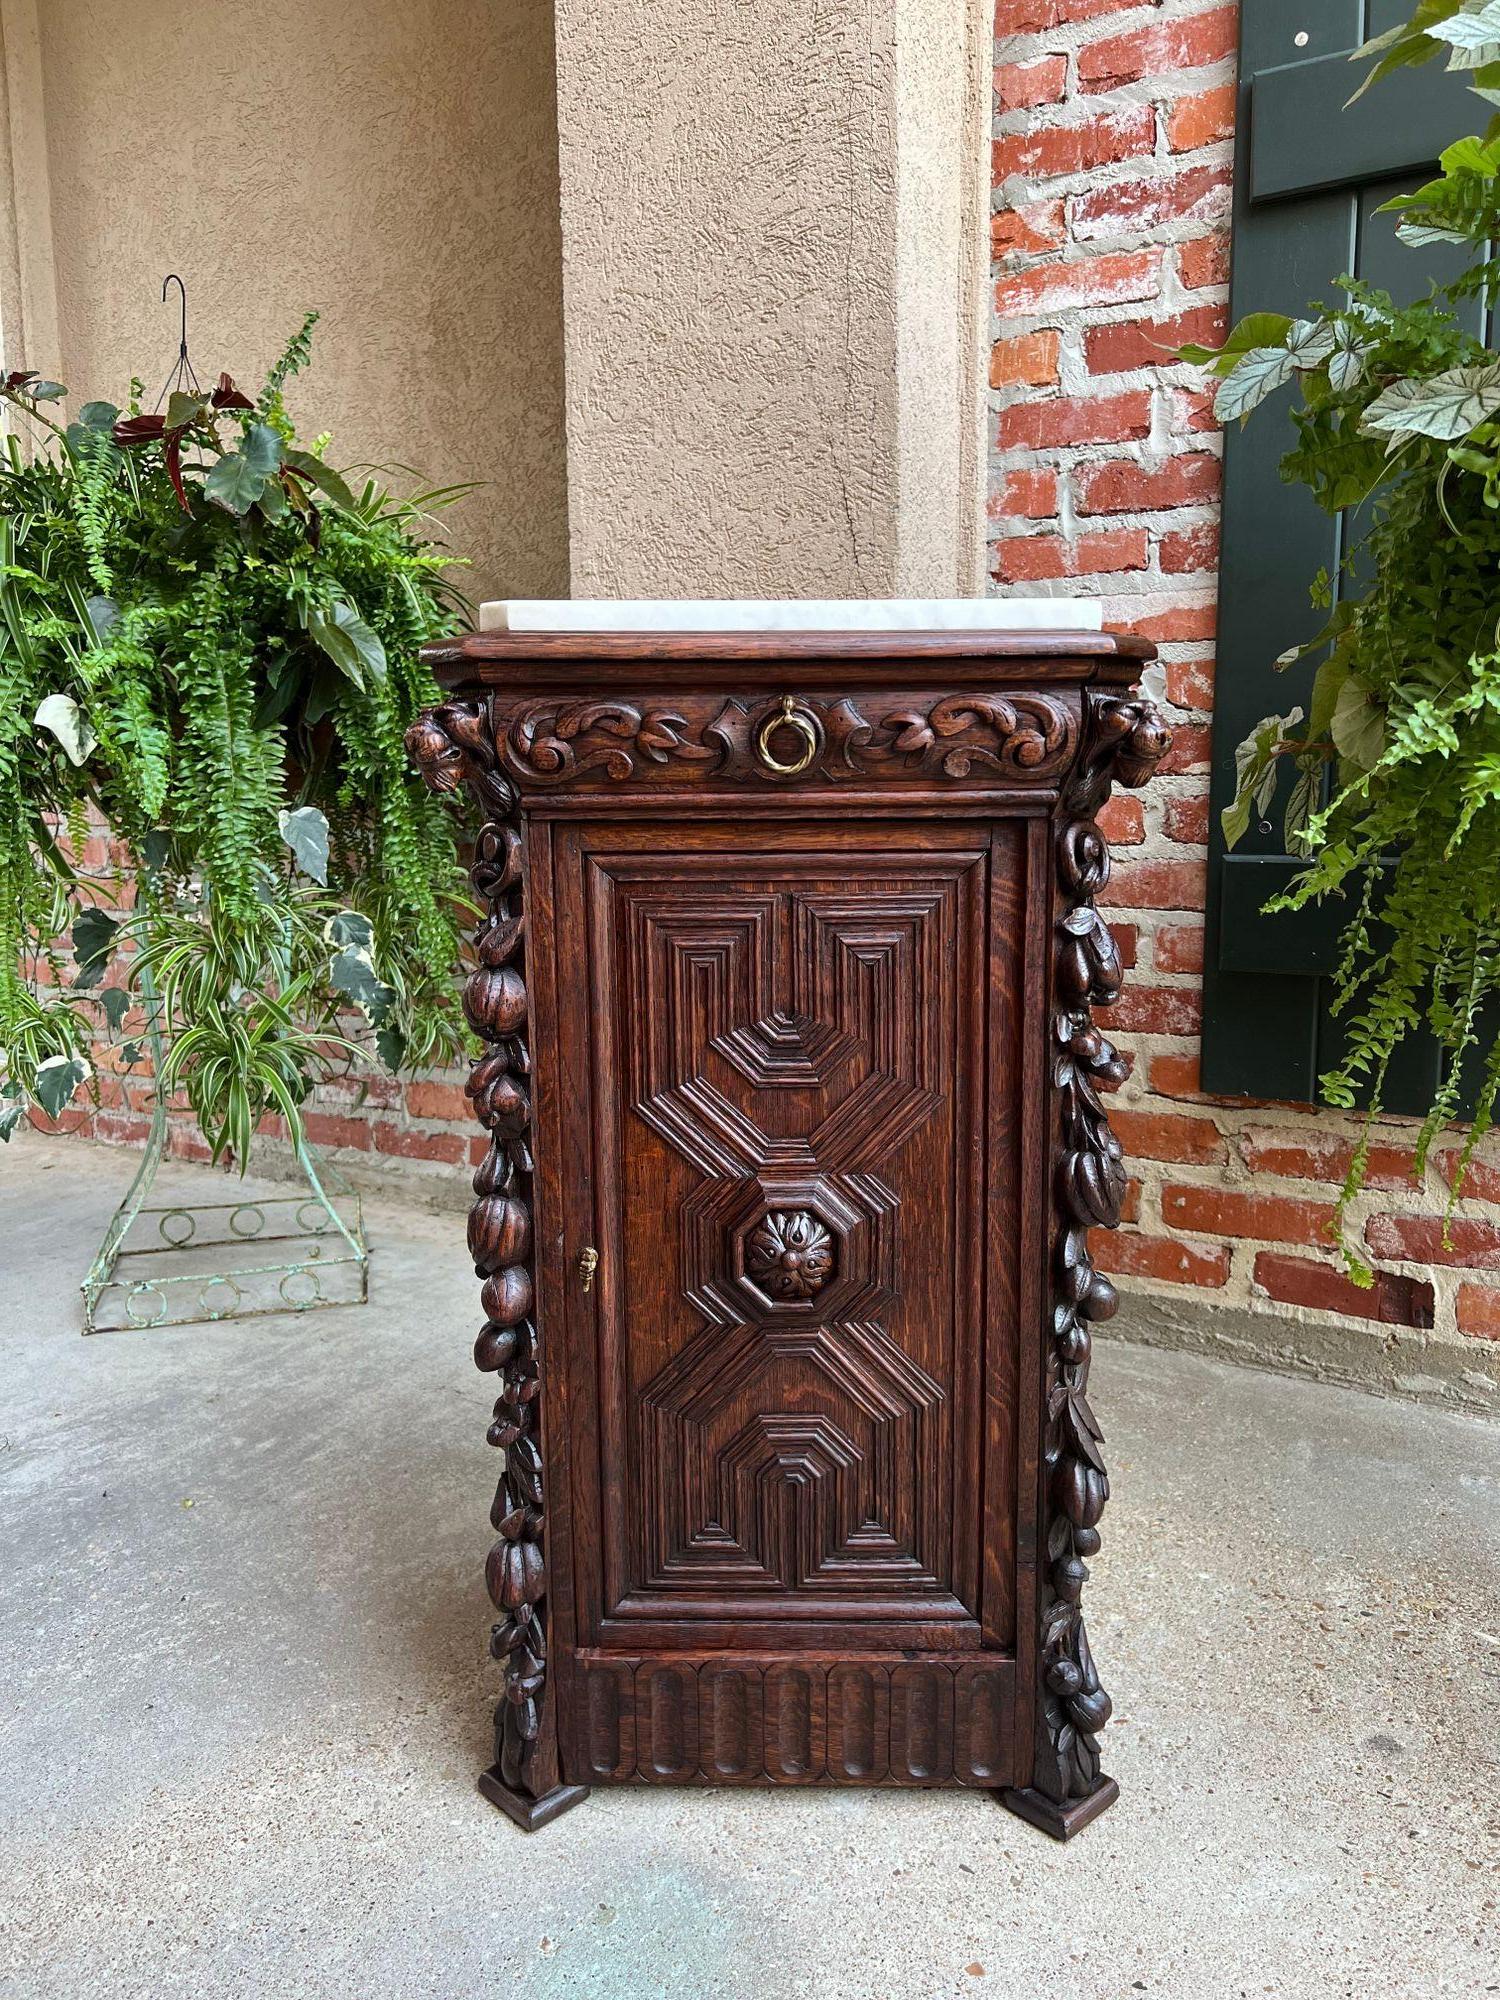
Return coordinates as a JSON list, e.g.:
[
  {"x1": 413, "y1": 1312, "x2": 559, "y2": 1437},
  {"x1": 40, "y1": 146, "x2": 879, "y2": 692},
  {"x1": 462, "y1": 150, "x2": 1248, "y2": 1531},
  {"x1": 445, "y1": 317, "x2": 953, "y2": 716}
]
[
  {"x1": 478, "y1": 1767, "x2": 591, "y2": 1831},
  {"x1": 998, "y1": 1775, "x2": 1119, "y2": 1841}
]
